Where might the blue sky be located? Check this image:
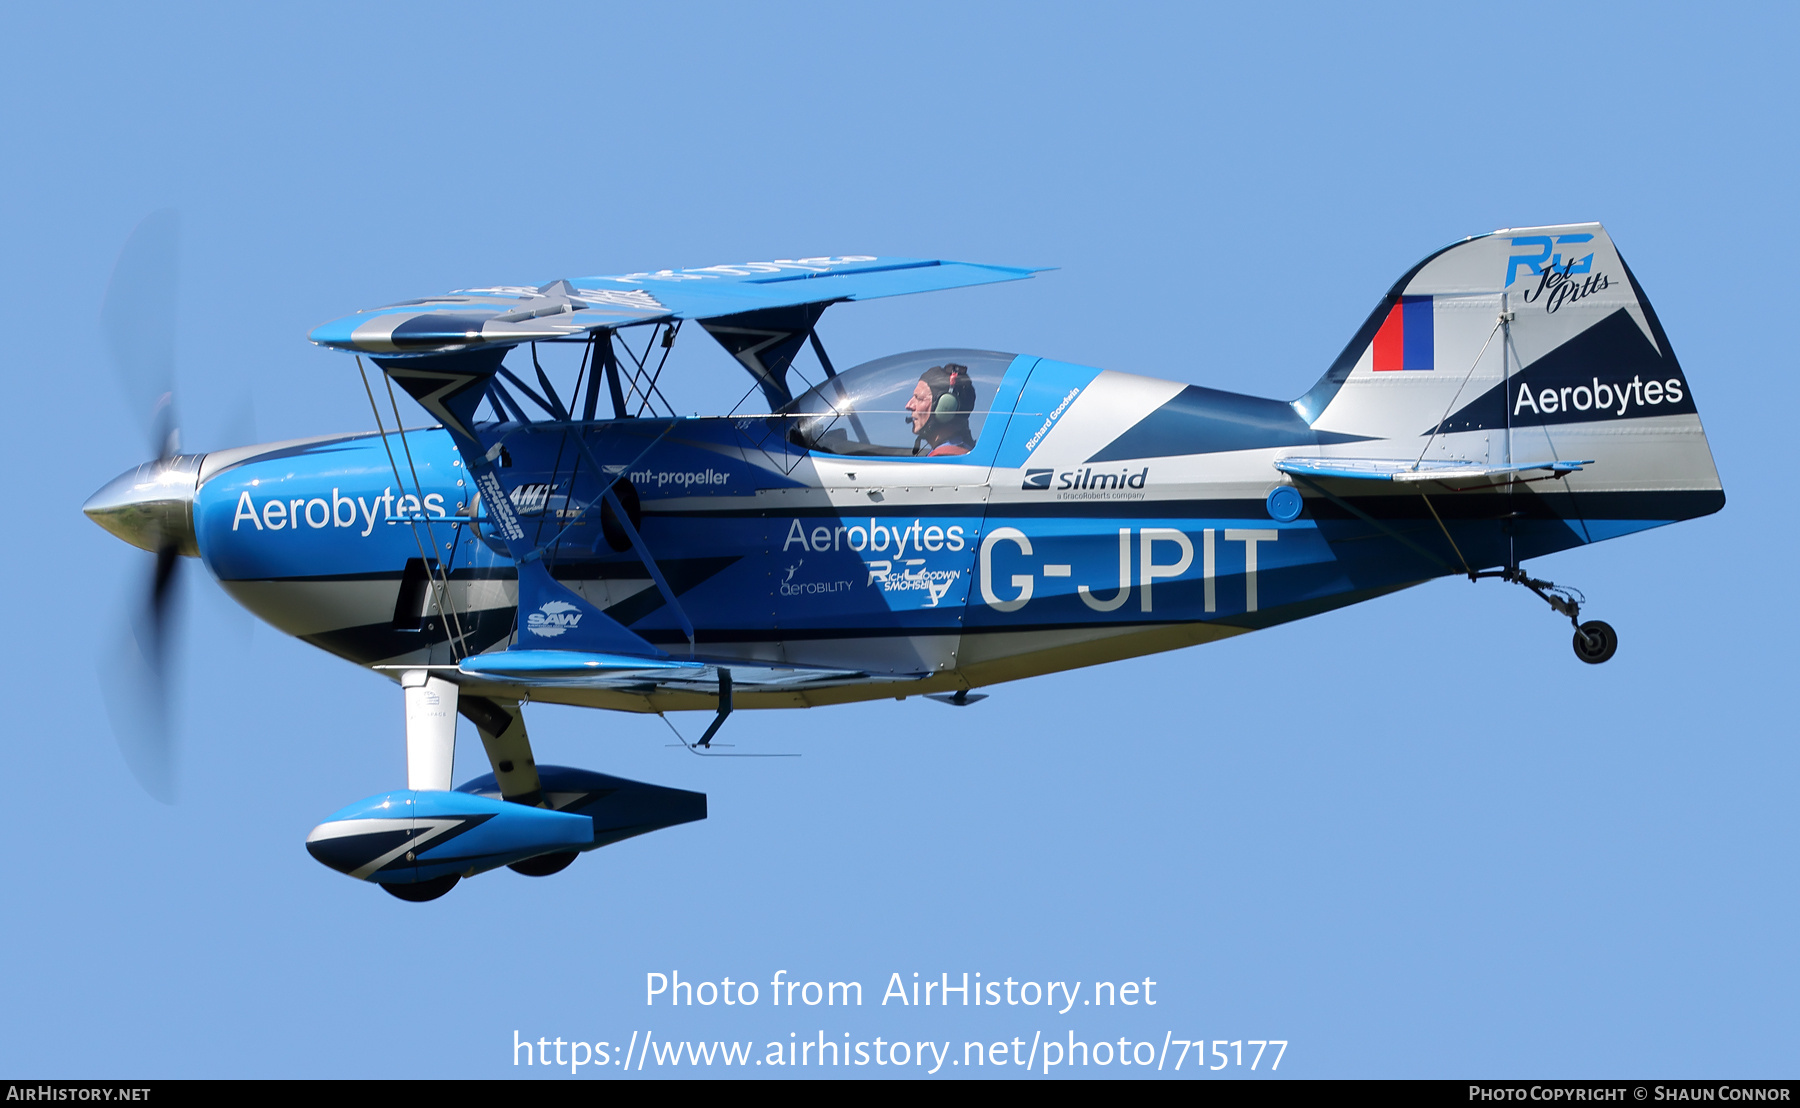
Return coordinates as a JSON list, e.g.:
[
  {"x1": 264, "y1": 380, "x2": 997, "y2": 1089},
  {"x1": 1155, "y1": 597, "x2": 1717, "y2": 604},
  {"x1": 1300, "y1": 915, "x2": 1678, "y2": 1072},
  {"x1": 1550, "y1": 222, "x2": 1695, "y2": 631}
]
[{"x1": 2, "y1": 2, "x2": 1793, "y2": 1079}]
